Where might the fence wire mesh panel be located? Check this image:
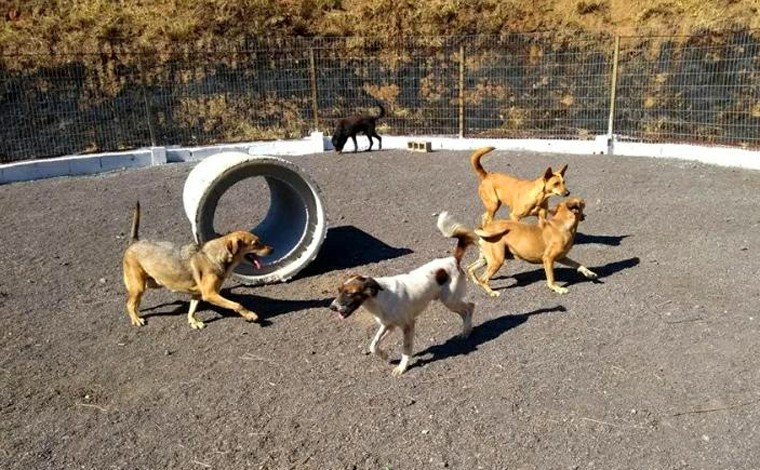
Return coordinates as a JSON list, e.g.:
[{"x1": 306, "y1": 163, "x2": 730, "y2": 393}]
[
  {"x1": 0, "y1": 52, "x2": 152, "y2": 162},
  {"x1": 614, "y1": 31, "x2": 760, "y2": 147},
  {"x1": 465, "y1": 34, "x2": 613, "y2": 139},
  {"x1": 144, "y1": 42, "x2": 312, "y2": 148},
  {"x1": 2, "y1": 32, "x2": 760, "y2": 163},
  {"x1": 312, "y1": 37, "x2": 460, "y2": 137}
]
